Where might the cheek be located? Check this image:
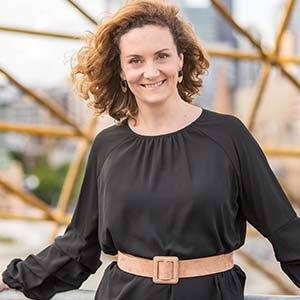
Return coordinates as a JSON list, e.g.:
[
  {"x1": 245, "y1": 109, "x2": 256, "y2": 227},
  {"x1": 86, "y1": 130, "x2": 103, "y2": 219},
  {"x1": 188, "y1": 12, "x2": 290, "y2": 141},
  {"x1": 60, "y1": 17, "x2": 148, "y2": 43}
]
[
  {"x1": 123, "y1": 68, "x2": 142, "y2": 84},
  {"x1": 122, "y1": 62, "x2": 179, "y2": 84},
  {"x1": 159, "y1": 65, "x2": 179, "y2": 82},
  {"x1": 163, "y1": 64, "x2": 179, "y2": 77}
]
